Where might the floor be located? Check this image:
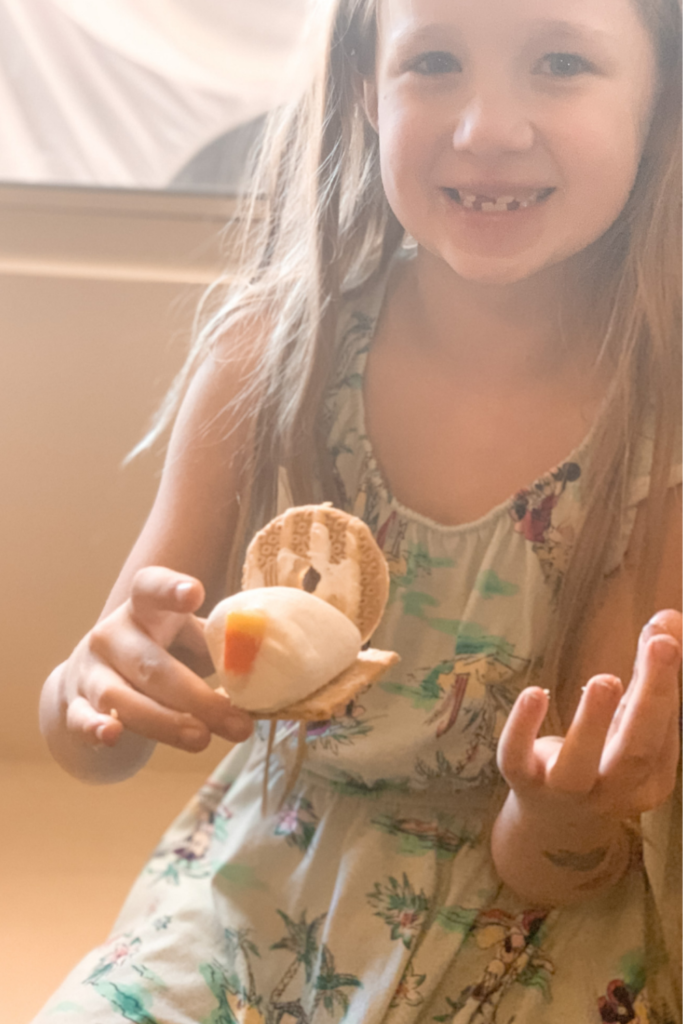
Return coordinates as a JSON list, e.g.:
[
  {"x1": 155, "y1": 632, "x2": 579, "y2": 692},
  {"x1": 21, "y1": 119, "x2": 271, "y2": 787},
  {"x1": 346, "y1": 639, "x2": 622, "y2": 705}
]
[{"x1": 0, "y1": 759, "x2": 211, "y2": 1023}]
